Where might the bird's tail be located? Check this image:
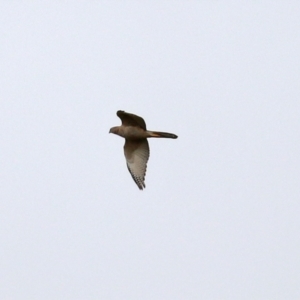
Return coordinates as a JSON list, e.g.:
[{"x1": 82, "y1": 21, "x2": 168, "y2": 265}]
[{"x1": 148, "y1": 131, "x2": 178, "y2": 139}]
